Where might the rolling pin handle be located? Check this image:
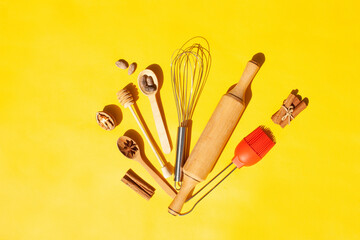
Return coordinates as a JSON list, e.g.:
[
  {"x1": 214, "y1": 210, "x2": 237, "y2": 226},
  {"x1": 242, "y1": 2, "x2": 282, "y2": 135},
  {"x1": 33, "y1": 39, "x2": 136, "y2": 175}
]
[{"x1": 168, "y1": 175, "x2": 198, "y2": 215}]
